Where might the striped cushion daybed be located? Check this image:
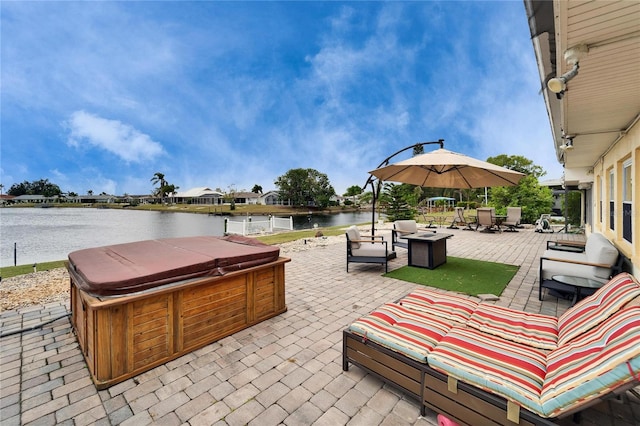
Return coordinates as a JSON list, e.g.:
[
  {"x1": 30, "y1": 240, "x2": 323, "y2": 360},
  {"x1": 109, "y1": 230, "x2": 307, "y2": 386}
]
[{"x1": 343, "y1": 272, "x2": 640, "y2": 425}]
